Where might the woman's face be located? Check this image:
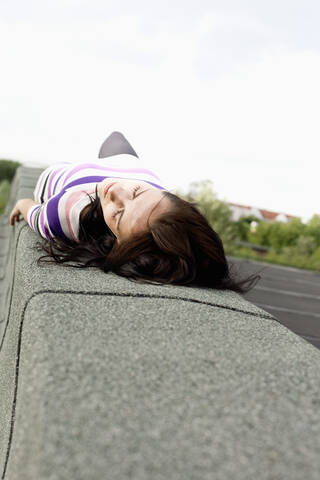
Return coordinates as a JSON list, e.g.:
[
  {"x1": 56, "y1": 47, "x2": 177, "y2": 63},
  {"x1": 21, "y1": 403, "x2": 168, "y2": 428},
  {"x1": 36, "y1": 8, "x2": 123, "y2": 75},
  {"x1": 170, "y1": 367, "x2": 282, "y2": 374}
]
[{"x1": 97, "y1": 178, "x2": 171, "y2": 242}]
